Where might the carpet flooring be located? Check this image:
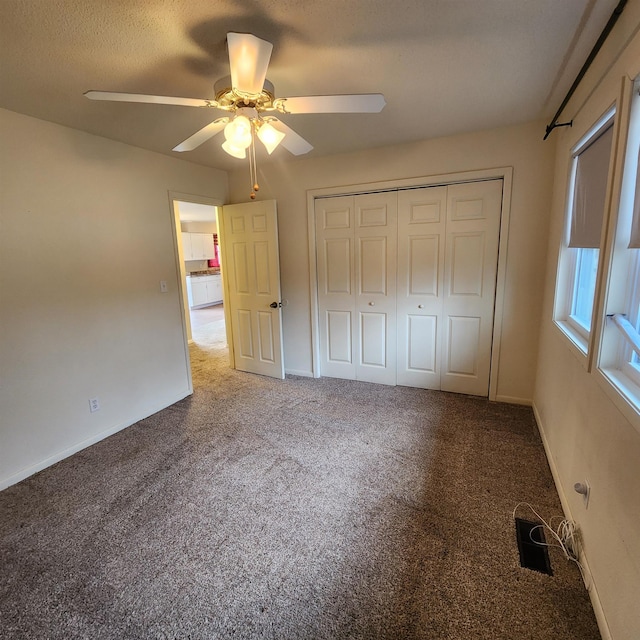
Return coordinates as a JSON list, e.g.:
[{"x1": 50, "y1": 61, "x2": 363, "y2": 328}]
[{"x1": 0, "y1": 315, "x2": 601, "y2": 639}]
